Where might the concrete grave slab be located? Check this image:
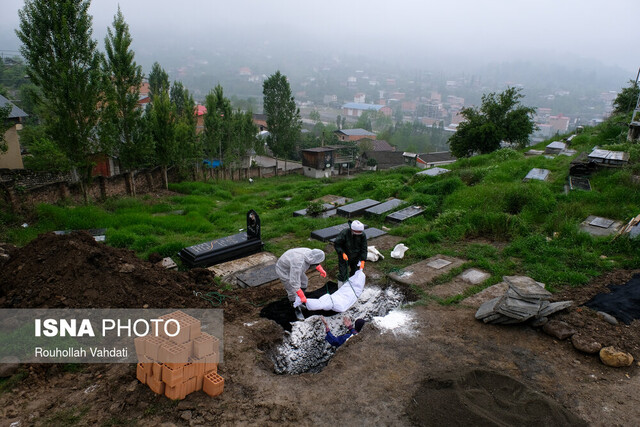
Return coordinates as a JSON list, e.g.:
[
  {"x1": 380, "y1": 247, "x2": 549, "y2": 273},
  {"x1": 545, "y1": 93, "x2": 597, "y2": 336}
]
[
  {"x1": 427, "y1": 258, "x2": 452, "y2": 269},
  {"x1": 388, "y1": 255, "x2": 465, "y2": 287},
  {"x1": 386, "y1": 206, "x2": 425, "y2": 223},
  {"x1": 293, "y1": 203, "x2": 337, "y2": 218},
  {"x1": 337, "y1": 199, "x2": 381, "y2": 218},
  {"x1": 460, "y1": 268, "x2": 490, "y2": 285},
  {"x1": 428, "y1": 277, "x2": 474, "y2": 299},
  {"x1": 460, "y1": 282, "x2": 509, "y2": 308},
  {"x1": 590, "y1": 217, "x2": 615, "y2": 228},
  {"x1": 580, "y1": 215, "x2": 623, "y2": 237},
  {"x1": 524, "y1": 149, "x2": 544, "y2": 157},
  {"x1": 316, "y1": 195, "x2": 352, "y2": 206},
  {"x1": 365, "y1": 198, "x2": 404, "y2": 216},
  {"x1": 207, "y1": 252, "x2": 277, "y2": 282},
  {"x1": 416, "y1": 167, "x2": 450, "y2": 177},
  {"x1": 236, "y1": 264, "x2": 279, "y2": 288},
  {"x1": 523, "y1": 168, "x2": 550, "y2": 182},
  {"x1": 569, "y1": 176, "x2": 591, "y2": 191}
]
